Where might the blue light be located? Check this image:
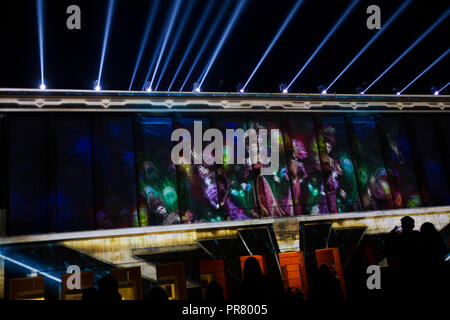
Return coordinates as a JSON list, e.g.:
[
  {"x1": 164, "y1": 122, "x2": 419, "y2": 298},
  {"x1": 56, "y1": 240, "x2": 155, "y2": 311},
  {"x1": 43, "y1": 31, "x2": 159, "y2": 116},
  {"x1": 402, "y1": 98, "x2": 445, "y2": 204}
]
[
  {"x1": 325, "y1": 0, "x2": 412, "y2": 92},
  {"x1": 282, "y1": 88, "x2": 288, "y2": 94},
  {"x1": 197, "y1": 0, "x2": 248, "y2": 90},
  {"x1": 240, "y1": 88, "x2": 245, "y2": 93},
  {"x1": 195, "y1": 87, "x2": 201, "y2": 93},
  {"x1": 167, "y1": 1, "x2": 215, "y2": 91},
  {"x1": 364, "y1": 9, "x2": 450, "y2": 93},
  {"x1": 286, "y1": 0, "x2": 359, "y2": 91},
  {"x1": 0, "y1": 253, "x2": 61, "y2": 283},
  {"x1": 241, "y1": 0, "x2": 304, "y2": 91},
  {"x1": 128, "y1": 0, "x2": 161, "y2": 91},
  {"x1": 155, "y1": 0, "x2": 195, "y2": 91},
  {"x1": 96, "y1": 0, "x2": 116, "y2": 90},
  {"x1": 147, "y1": 0, "x2": 183, "y2": 91},
  {"x1": 40, "y1": 83, "x2": 46, "y2": 90},
  {"x1": 439, "y1": 81, "x2": 450, "y2": 93},
  {"x1": 434, "y1": 90, "x2": 439, "y2": 96},
  {"x1": 398, "y1": 47, "x2": 450, "y2": 94},
  {"x1": 36, "y1": 0, "x2": 45, "y2": 87},
  {"x1": 322, "y1": 90, "x2": 327, "y2": 94},
  {"x1": 180, "y1": 1, "x2": 232, "y2": 91},
  {"x1": 95, "y1": 84, "x2": 101, "y2": 91}
]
